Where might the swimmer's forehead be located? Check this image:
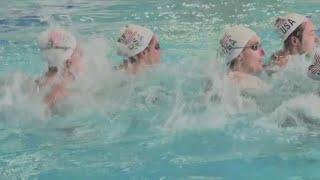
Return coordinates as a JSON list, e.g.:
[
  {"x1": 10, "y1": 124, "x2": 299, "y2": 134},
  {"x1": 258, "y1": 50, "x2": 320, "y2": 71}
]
[
  {"x1": 247, "y1": 35, "x2": 261, "y2": 45},
  {"x1": 153, "y1": 35, "x2": 160, "y2": 42}
]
